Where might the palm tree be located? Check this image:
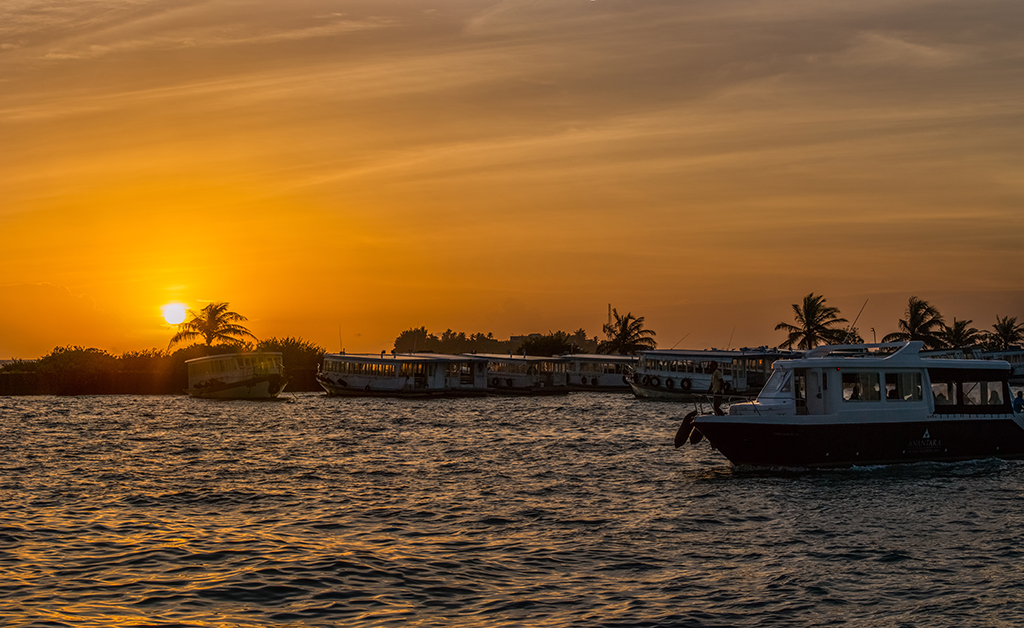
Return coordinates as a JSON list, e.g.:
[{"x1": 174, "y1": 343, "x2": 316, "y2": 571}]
[
  {"x1": 598, "y1": 308, "x2": 657, "y2": 355},
  {"x1": 774, "y1": 293, "x2": 849, "y2": 350},
  {"x1": 985, "y1": 315, "x2": 1024, "y2": 351},
  {"x1": 881, "y1": 297, "x2": 944, "y2": 349},
  {"x1": 169, "y1": 302, "x2": 257, "y2": 348},
  {"x1": 935, "y1": 317, "x2": 983, "y2": 349}
]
